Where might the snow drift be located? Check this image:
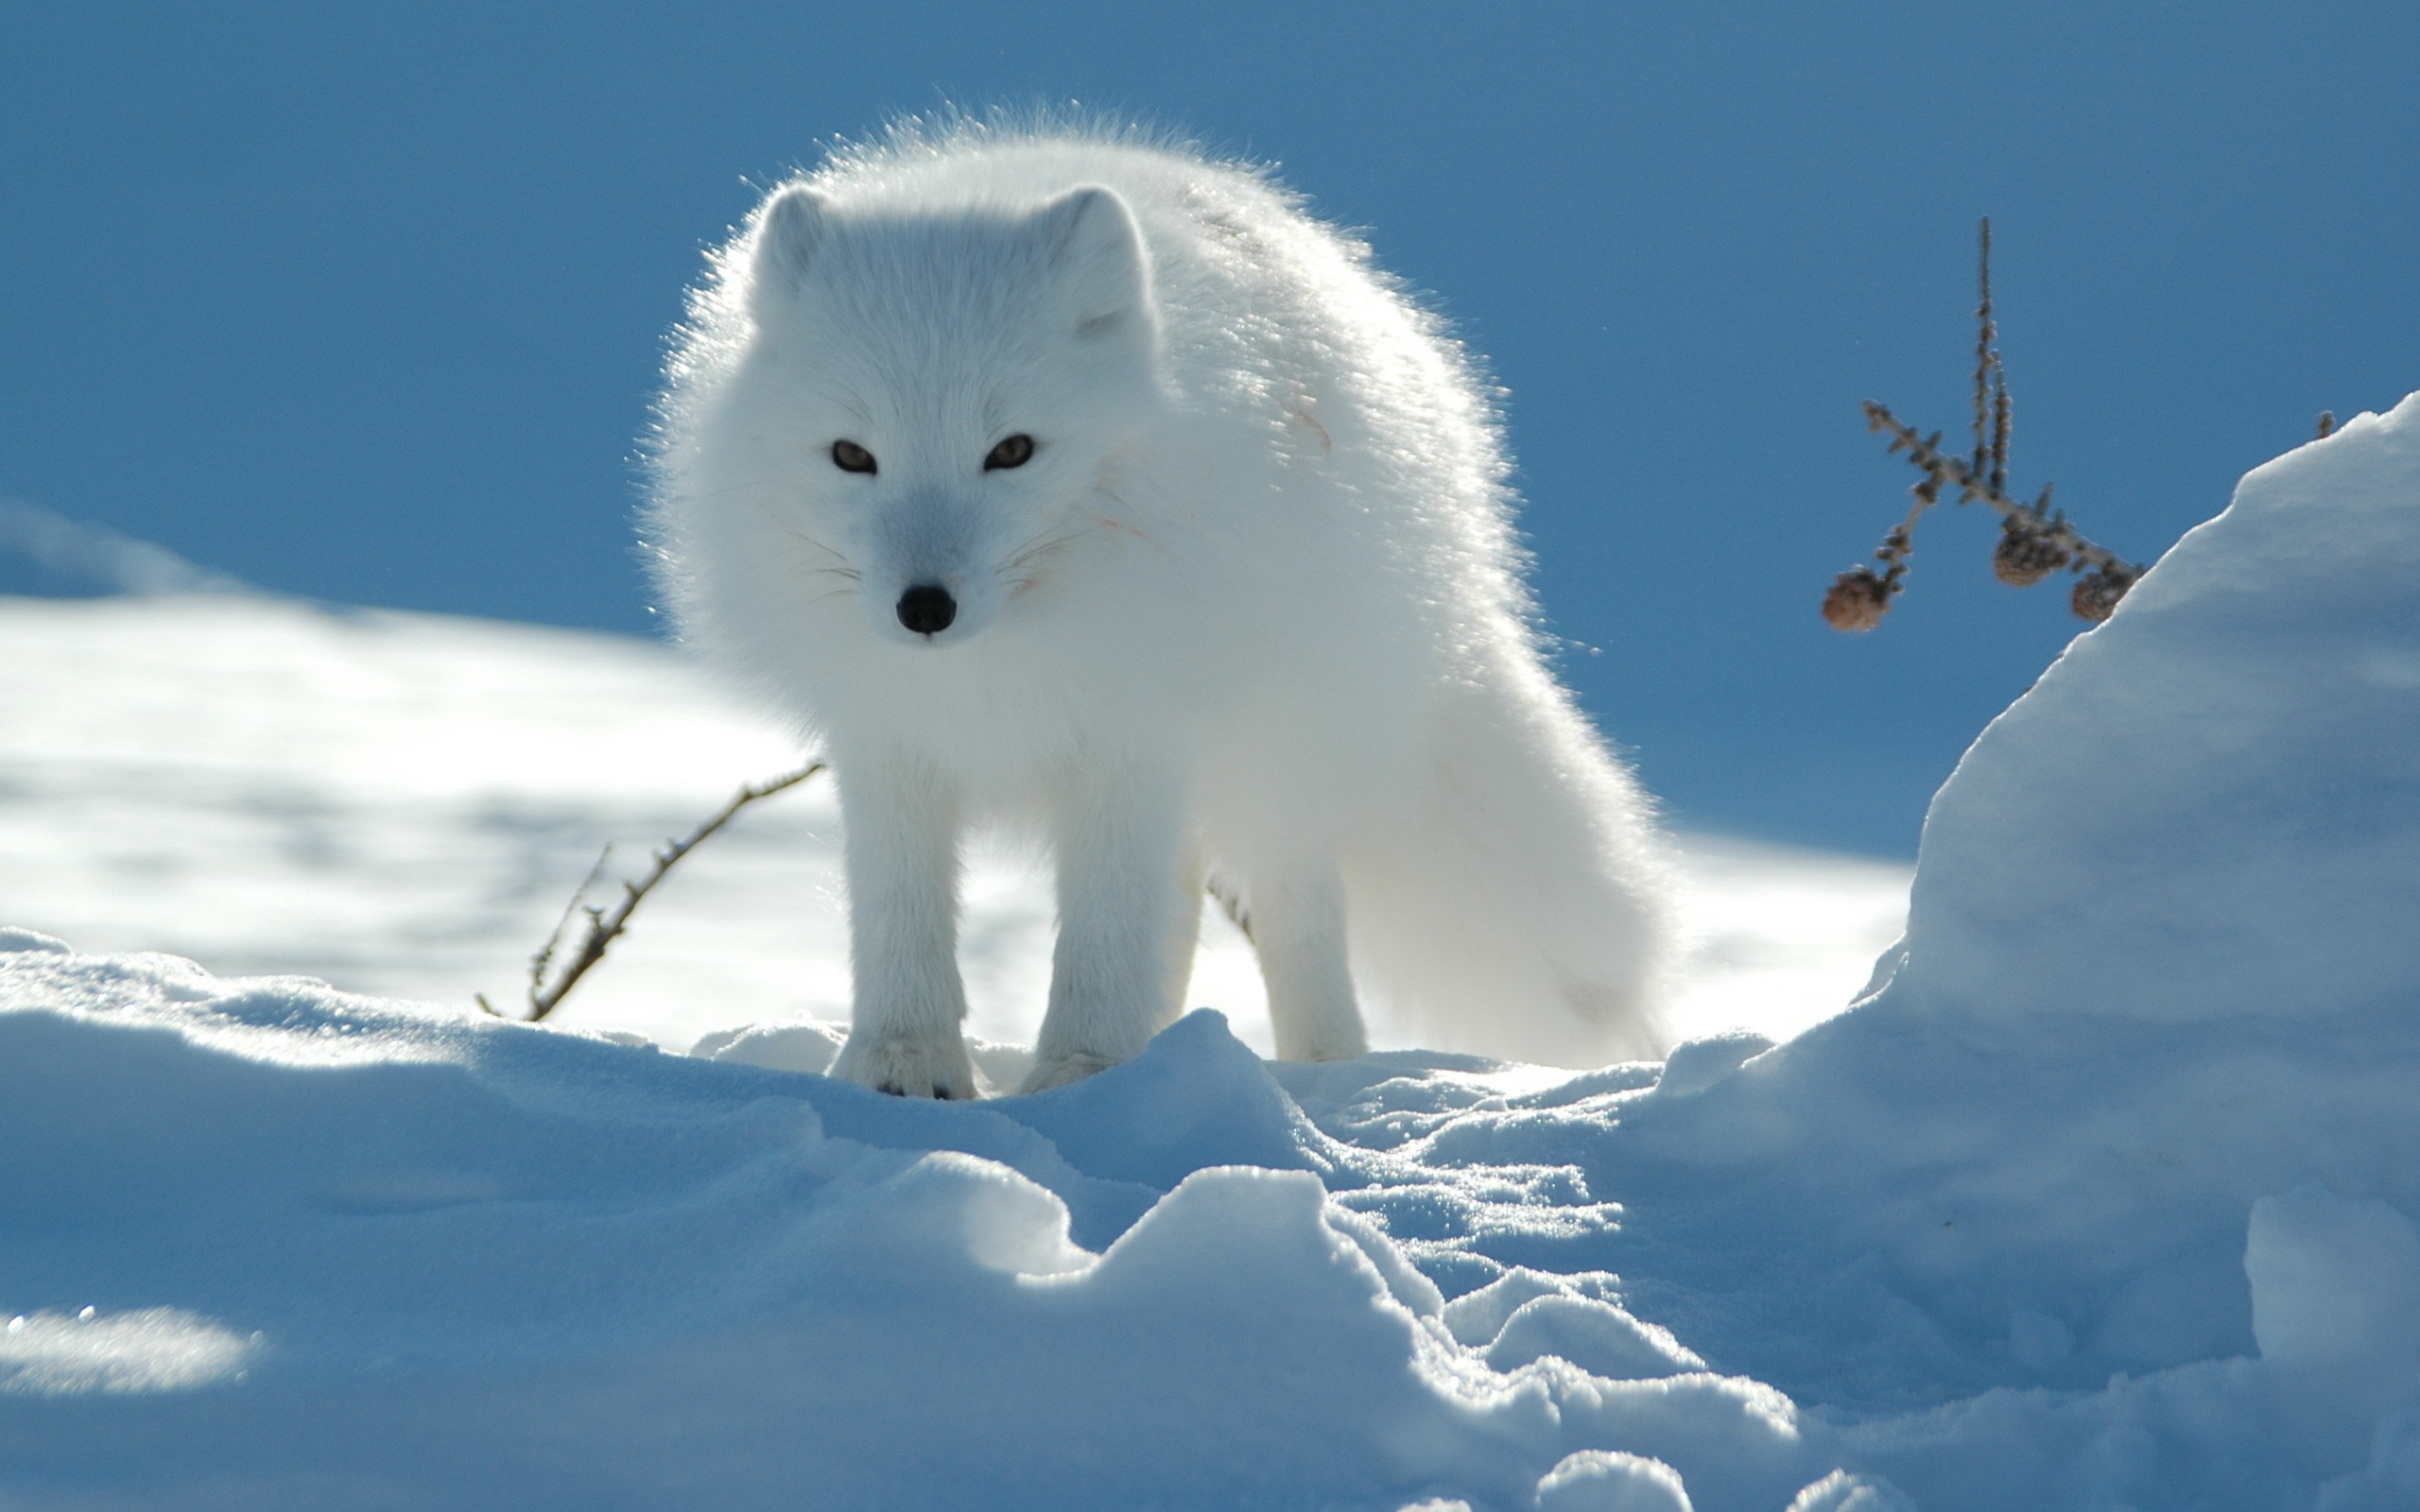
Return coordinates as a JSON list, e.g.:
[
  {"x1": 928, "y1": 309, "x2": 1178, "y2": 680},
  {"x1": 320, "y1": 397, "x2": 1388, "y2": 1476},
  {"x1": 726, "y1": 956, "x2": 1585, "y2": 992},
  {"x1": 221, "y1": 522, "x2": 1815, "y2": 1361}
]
[{"x1": 2, "y1": 393, "x2": 2417, "y2": 1508}]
